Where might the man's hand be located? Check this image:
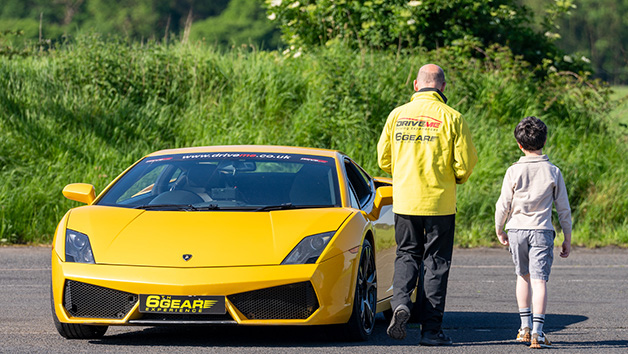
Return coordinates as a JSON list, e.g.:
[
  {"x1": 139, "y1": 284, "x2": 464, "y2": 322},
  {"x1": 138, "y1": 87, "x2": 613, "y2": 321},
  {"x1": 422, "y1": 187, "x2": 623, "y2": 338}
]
[{"x1": 496, "y1": 230, "x2": 509, "y2": 246}]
